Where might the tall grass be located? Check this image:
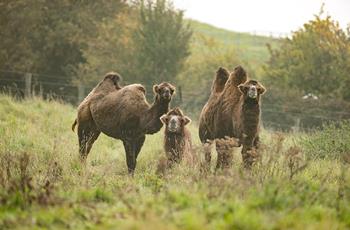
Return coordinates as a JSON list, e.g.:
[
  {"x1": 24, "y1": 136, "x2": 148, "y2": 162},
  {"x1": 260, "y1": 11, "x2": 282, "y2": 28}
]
[{"x1": 0, "y1": 95, "x2": 349, "y2": 229}]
